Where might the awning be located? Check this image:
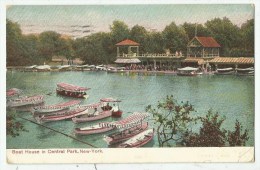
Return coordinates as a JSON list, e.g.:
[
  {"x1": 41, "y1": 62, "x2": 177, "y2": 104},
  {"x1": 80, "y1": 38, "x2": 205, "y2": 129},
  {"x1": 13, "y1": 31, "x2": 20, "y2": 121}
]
[
  {"x1": 34, "y1": 100, "x2": 81, "y2": 110},
  {"x1": 209, "y1": 57, "x2": 254, "y2": 64},
  {"x1": 182, "y1": 58, "x2": 205, "y2": 65},
  {"x1": 57, "y1": 82, "x2": 90, "y2": 91},
  {"x1": 100, "y1": 112, "x2": 150, "y2": 129},
  {"x1": 114, "y1": 58, "x2": 141, "y2": 64}
]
